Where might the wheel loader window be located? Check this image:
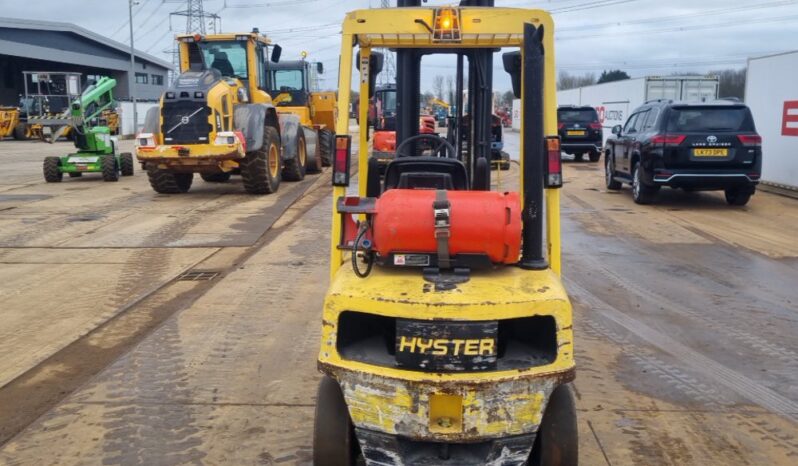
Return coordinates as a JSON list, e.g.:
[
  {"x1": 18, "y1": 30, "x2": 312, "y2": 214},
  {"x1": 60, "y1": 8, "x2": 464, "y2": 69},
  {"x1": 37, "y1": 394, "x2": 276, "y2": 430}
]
[{"x1": 198, "y1": 41, "x2": 248, "y2": 79}]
